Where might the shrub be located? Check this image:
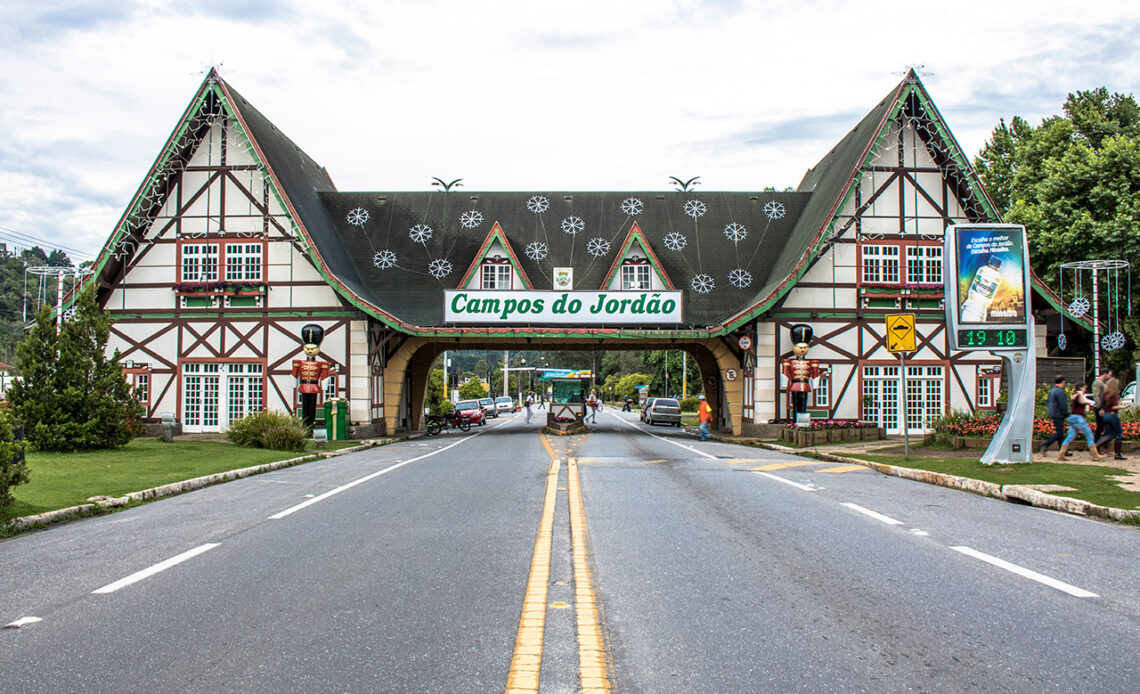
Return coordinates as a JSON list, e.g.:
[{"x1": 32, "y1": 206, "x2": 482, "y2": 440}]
[
  {"x1": 679, "y1": 396, "x2": 699, "y2": 412},
  {"x1": 430, "y1": 400, "x2": 454, "y2": 416},
  {"x1": 225, "y1": 410, "x2": 308, "y2": 451},
  {"x1": 0, "y1": 409, "x2": 28, "y2": 509}
]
